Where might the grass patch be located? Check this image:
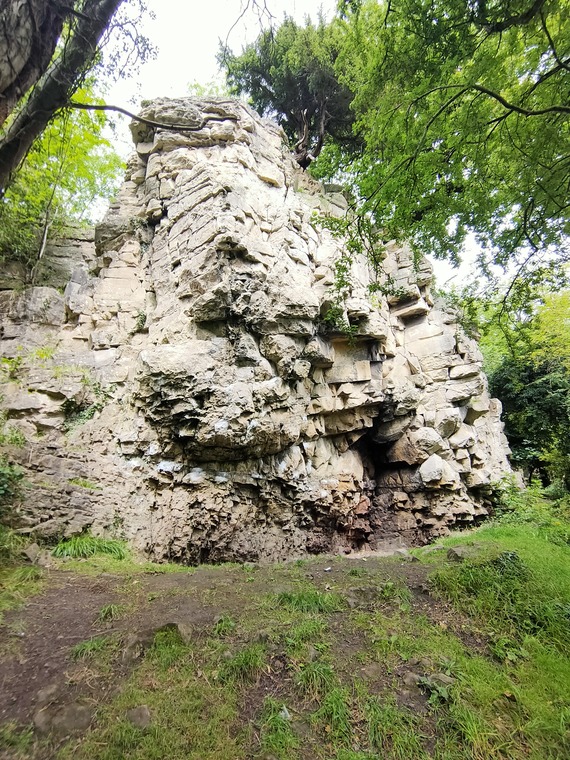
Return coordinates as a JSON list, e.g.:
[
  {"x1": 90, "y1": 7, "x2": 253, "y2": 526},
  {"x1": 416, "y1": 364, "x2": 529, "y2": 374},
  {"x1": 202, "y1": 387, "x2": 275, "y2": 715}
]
[
  {"x1": 0, "y1": 564, "x2": 44, "y2": 623},
  {"x1": 147, "y1": 628, "x2": 188, "y2": 670},
  {"x1": 365, "y1": 696, "x2": 426, "y2": 759},
  {"x1": 0, "y1": 722, "x2": 34, "y2": 754},
  {"x1": 52, "y1": 535, "x2": 128, "y2": 560},
  {"x1": 430, "y1": 528, "x2": 570, "y2": 653},
  {"x1": 218, "y1": 642, "x2": 266, "y2": 683},
  {"x1": 71, "y1": 636, "x2": 113, "y2": 661},
  {"x1": 312, "y1": 686, "x2": 352, "y2": 745},
  {"x1": 276, "y1": 588, "x2": 344, "y2": 613},
  {"x1": 68, "y1": 478, "x2": 101, "y2": 490},
  {"x1": 295, "y1": 660, "x2": 337, "y2": 699},
  {"x1": 97, "y1": 603, "x2": 125, "y2": 622},
  {"x1": 58, "y1": 637, "x2": 244, "y2": 760},
  {"x1": 212, "y1": 614, "x2": 236, "y2": 637},
  {"x1": 0, "y1": 524, "x2": 26, "y2": 564},
  {"x1": 258, "y1": 697, "x2": 299, "y2": 758}
]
